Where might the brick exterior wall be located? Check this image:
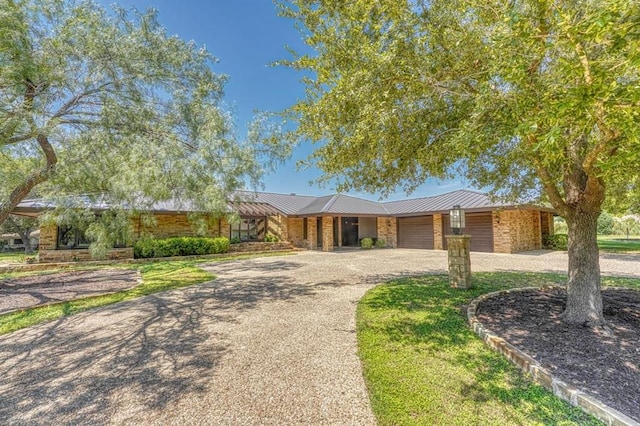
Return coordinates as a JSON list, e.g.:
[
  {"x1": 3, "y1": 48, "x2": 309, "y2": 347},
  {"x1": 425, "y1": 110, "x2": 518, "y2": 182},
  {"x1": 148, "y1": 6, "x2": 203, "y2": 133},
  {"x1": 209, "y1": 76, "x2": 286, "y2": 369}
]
[
  {"x1": 134, "y1": 213, "x2": 221, "y2": 239},
  {"x1": 322, "y1": 216, "x2": 334, "y2": 251},
  {"x1": 39, "y1": 224, "x2": 57, "y2": 251},
  {"x1": 493, "y1": 210, "x2": 544, "y2": 253},
  {"x1": 307, "y1": 217, "x2": 318, "y2": 249},
  {"x1": 433, "y1": 214, "x2": 443, "y2": 250},
  {"x1": 376, "y1": 217, "x2": 397, "y2": 248},
  {"x1": 39, "y1": 247, "x2": 133, "y2": 263},
  {"x1": 267, "y1": 214, "x2": 288, "y2": 241},
  {"x1": 287, "y1": 217, "x2": 306, "y2": 247}
]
